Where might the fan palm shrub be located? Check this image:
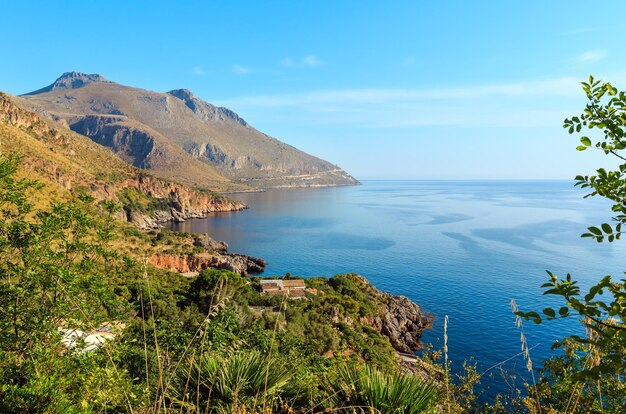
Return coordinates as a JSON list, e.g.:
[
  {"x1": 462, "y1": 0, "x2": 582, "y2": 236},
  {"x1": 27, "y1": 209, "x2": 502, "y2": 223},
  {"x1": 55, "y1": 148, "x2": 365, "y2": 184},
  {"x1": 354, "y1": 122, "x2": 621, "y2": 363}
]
[
  {"x1": 170, "y1": 349, "x2": 294, "y2": 413},
  {"x1": 323, "y1": 363, "x2": 441, "y2": 413}
]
